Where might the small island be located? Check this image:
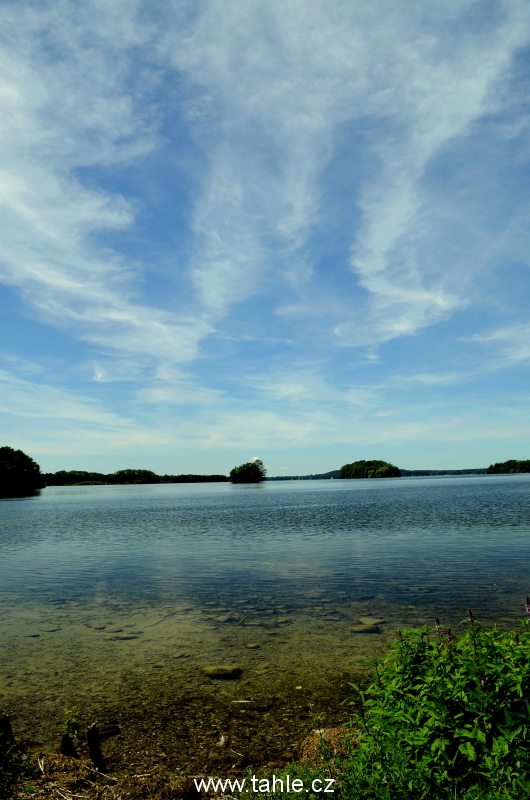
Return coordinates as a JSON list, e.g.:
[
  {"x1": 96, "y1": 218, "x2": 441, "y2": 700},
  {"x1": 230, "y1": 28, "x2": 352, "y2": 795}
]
[
  {"x1": 229, "y1": 459, "x2": 266, "y2": 483},
  {"x1": 339, "y1": 459, "x2": 401, "y2": 479}
]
